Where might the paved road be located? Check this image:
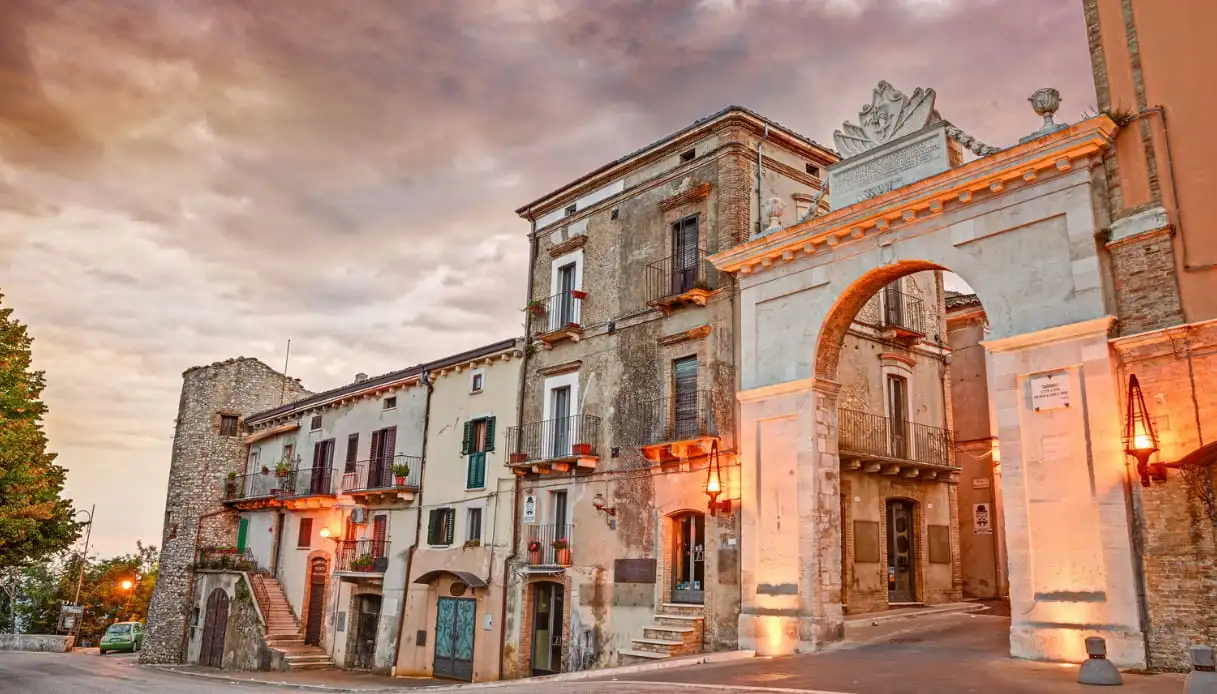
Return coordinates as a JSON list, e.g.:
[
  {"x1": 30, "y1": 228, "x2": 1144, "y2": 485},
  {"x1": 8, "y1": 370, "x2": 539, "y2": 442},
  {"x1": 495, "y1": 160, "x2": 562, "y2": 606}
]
[{"x1": 0, "y1": 650, "x2": 300, "y2": 694}]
